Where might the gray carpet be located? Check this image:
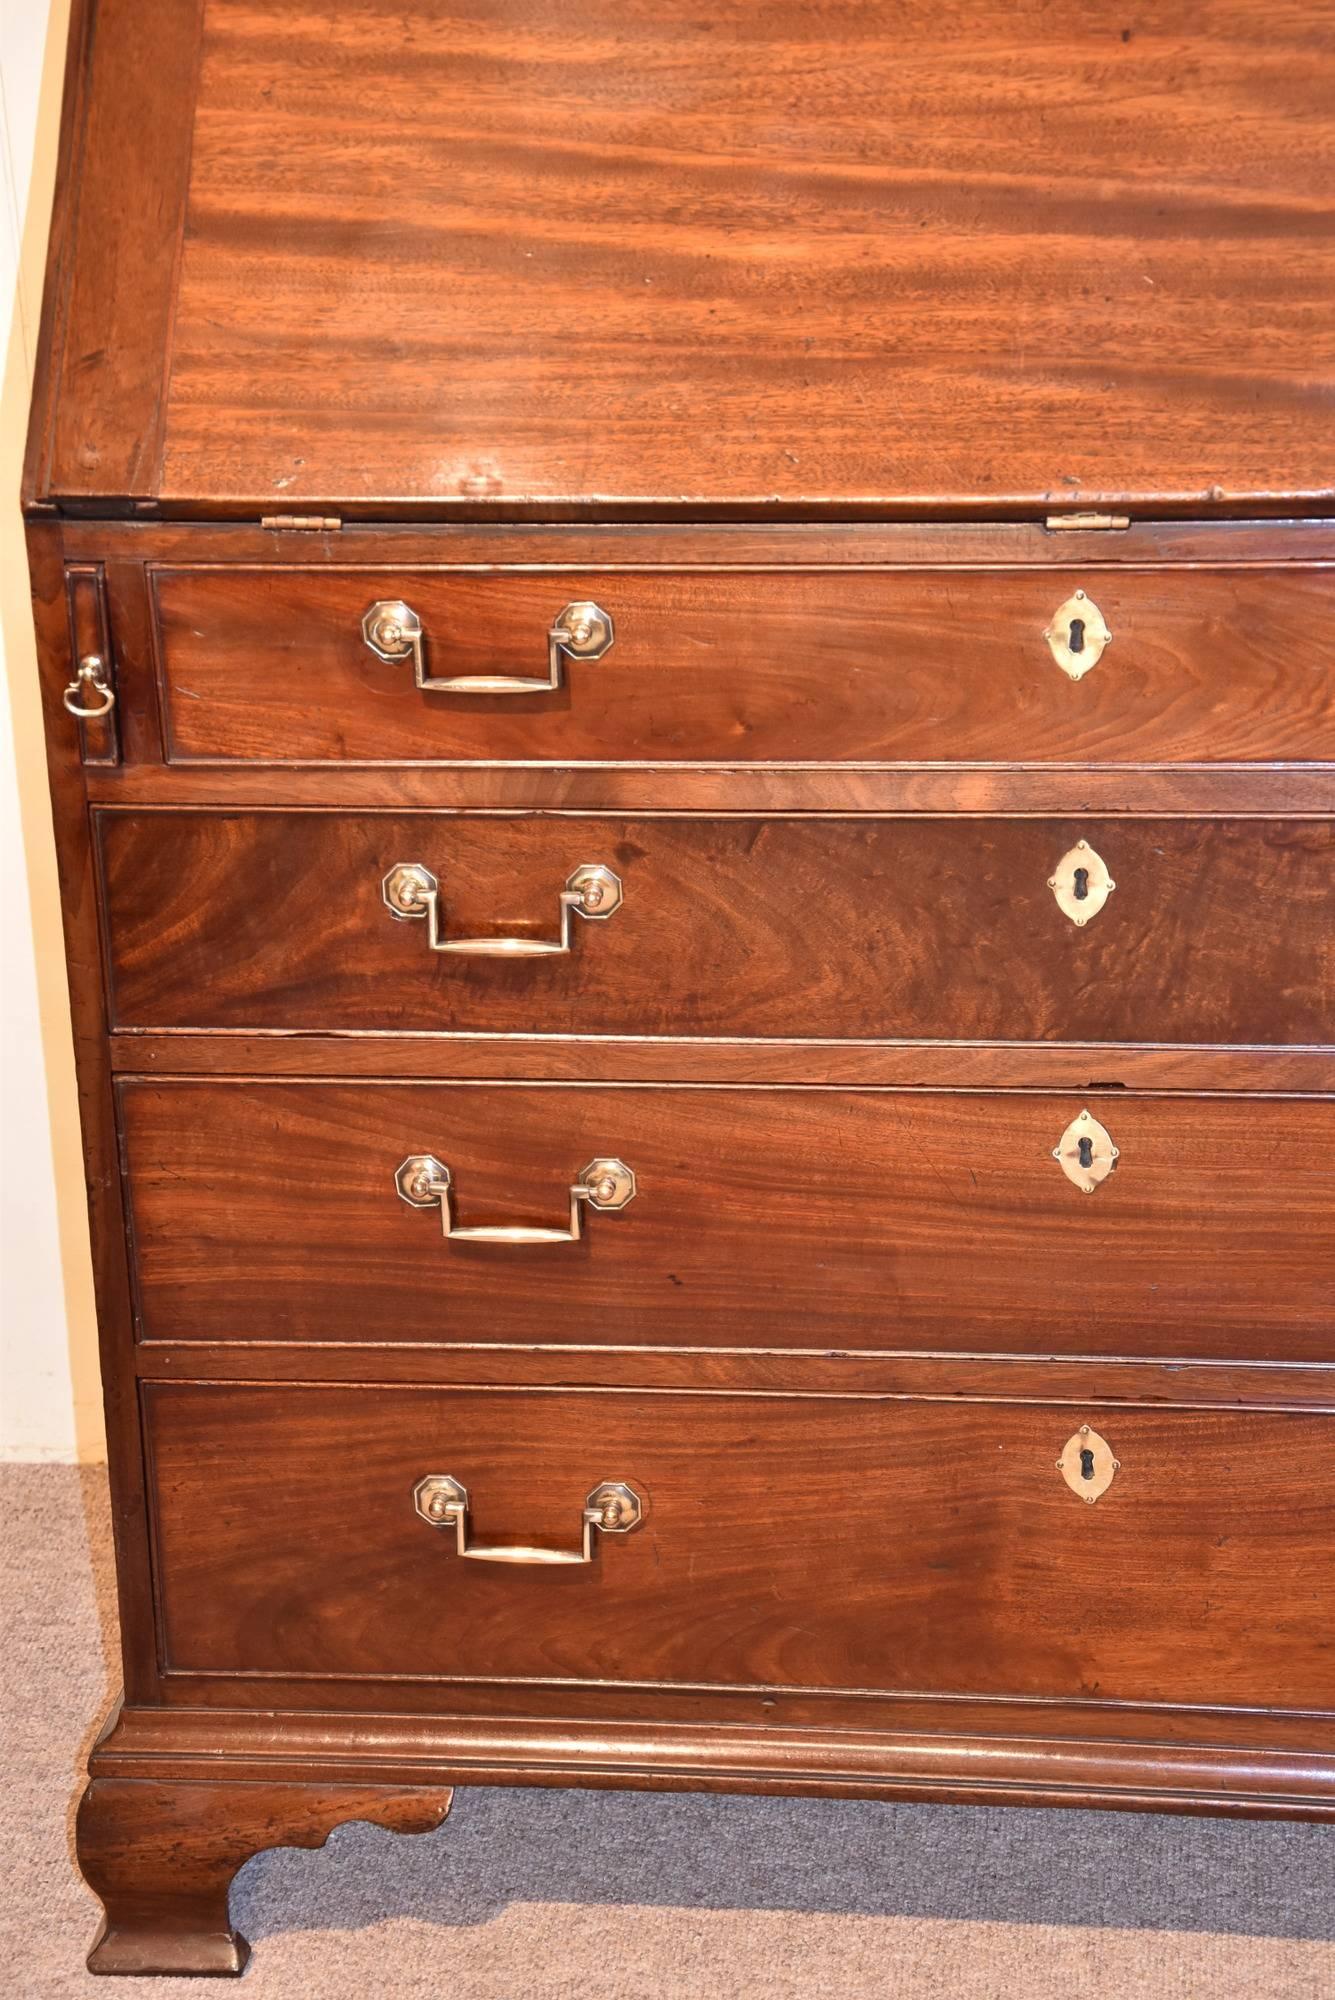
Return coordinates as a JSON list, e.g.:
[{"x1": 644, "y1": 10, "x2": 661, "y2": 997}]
[{"x1": 2, "y1": 1464, "x2": 1331, "y2": 1998}]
